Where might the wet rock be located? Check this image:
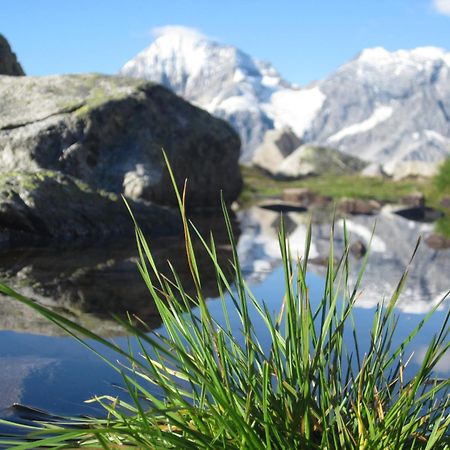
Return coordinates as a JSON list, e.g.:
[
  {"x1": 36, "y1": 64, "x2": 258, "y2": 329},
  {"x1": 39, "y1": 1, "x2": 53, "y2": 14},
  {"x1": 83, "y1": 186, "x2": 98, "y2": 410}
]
[
  {"x1": 394, "y1": 206, "x2": 443, "y2": 223},
  {"x1": 349, "y1": 240, "x2": 367, "y2": 258},
  {"x1": 337, "y1": 198, "x2": 381, "y2": 215},
  {"x1": 0, "y1": 74, "x2": 242, "y2": 209},
  {"x1": 258, "y1": 202, "x2": 307, "y2": 213}
]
